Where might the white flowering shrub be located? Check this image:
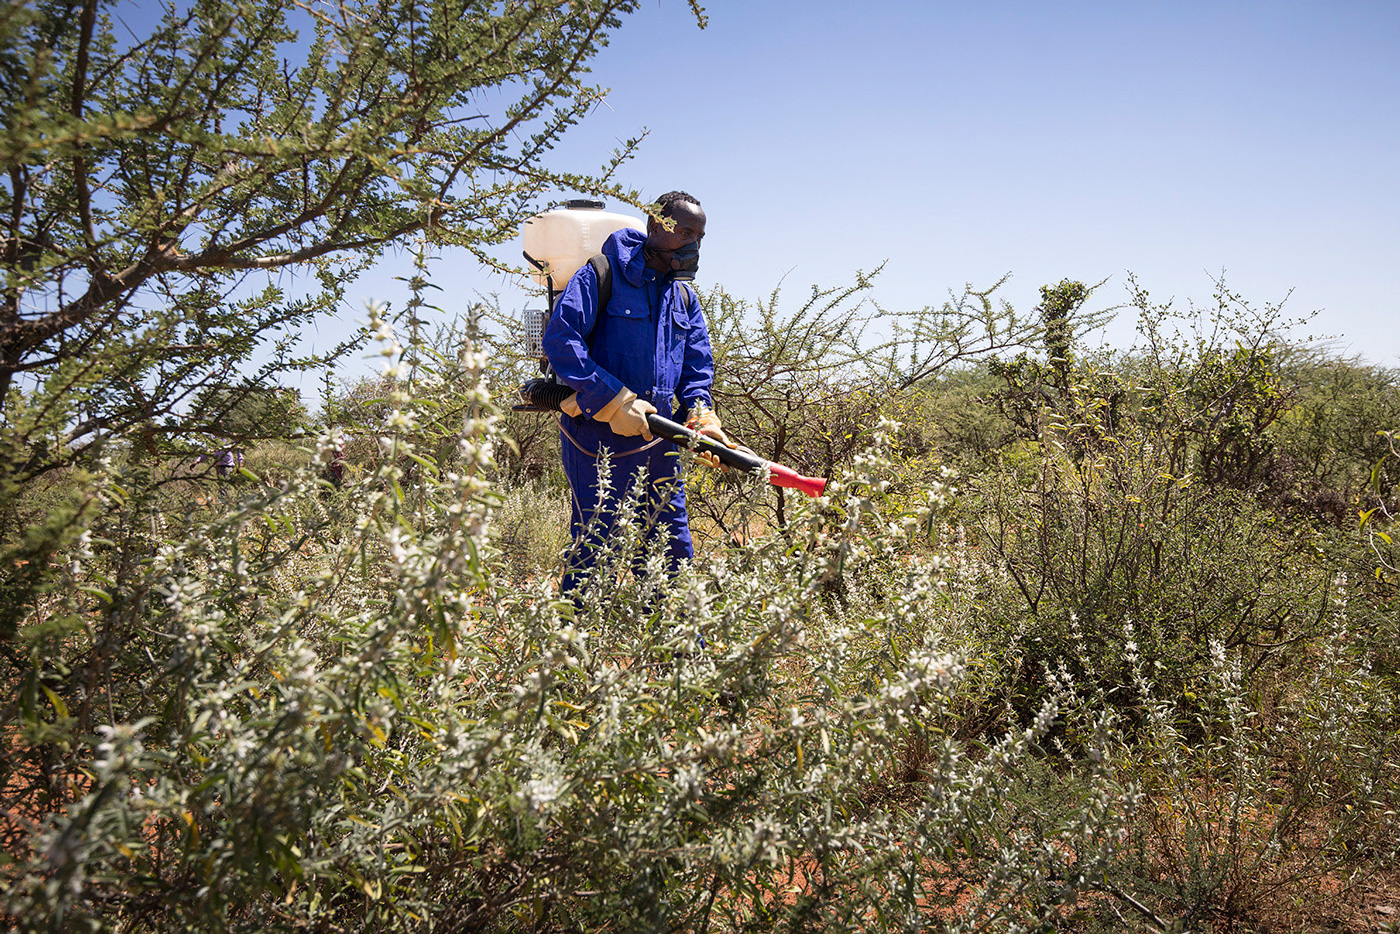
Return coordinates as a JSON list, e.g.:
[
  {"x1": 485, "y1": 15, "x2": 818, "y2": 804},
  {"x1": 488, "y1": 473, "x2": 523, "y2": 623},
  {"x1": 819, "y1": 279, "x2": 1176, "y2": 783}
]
[{"x1": 1082, "y1": 615, "x2": 1400, "y2": 929}]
